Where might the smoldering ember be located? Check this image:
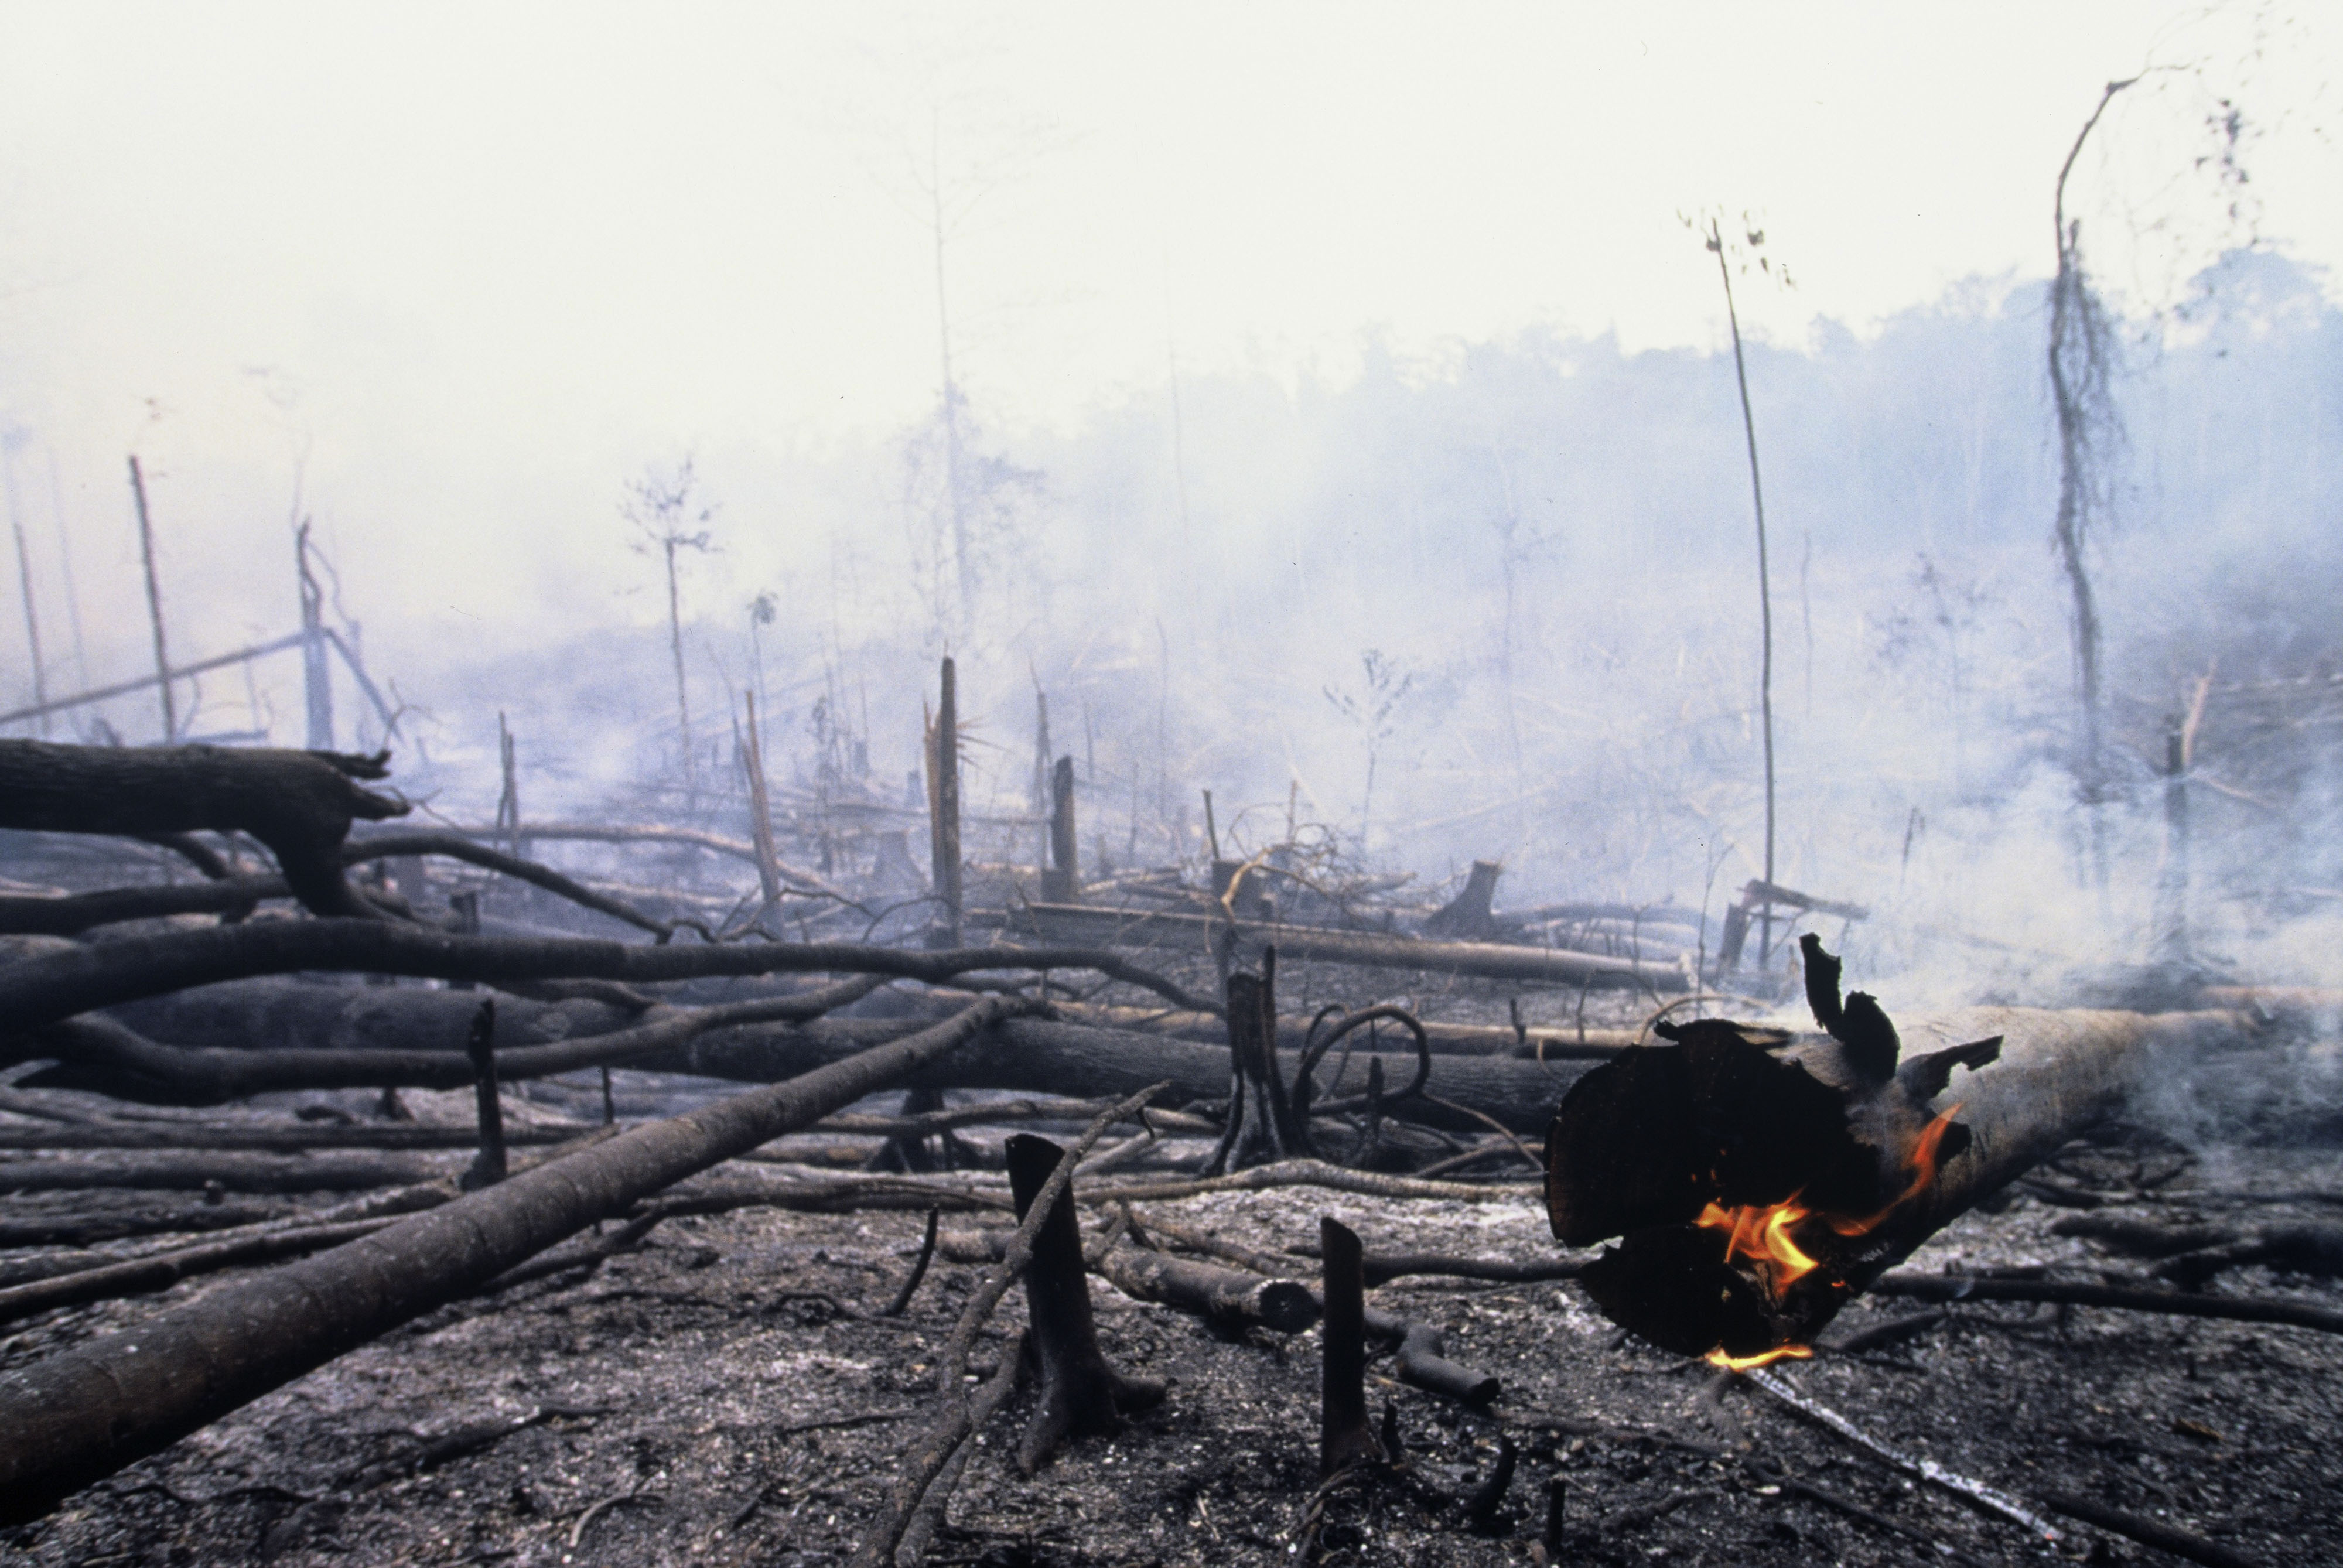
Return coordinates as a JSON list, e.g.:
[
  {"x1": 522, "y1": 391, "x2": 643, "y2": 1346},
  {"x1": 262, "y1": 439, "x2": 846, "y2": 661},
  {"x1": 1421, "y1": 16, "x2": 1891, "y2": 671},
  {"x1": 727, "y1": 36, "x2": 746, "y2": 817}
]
[{"x1": 4, "y1": 14, "x2": 2343, "y2": 1568}]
